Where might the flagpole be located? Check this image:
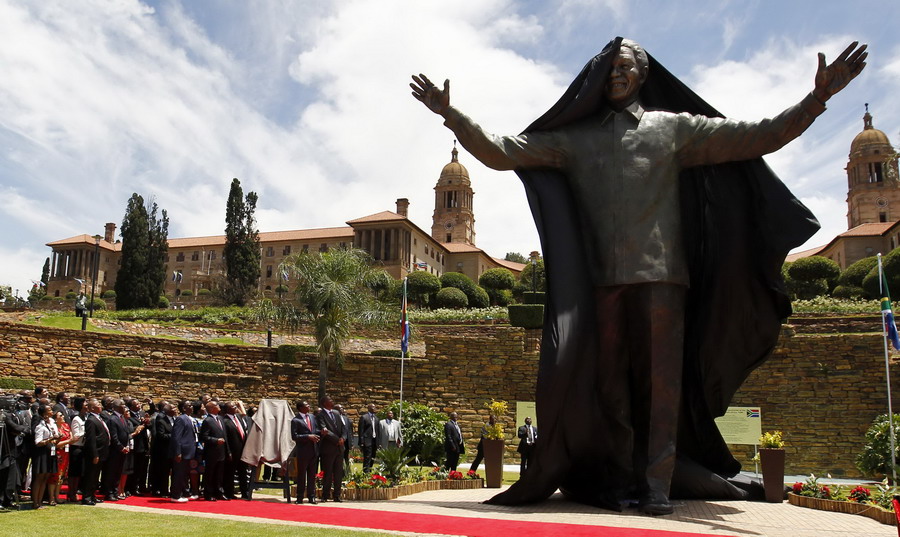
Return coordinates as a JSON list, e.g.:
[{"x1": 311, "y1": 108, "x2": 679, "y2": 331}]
[
  {"x1": 878, "y1": 253, "x2": 897, "y2": 485},
  {"x1": 399, "y1": 277, "x2": 408, "y2": 423}
]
